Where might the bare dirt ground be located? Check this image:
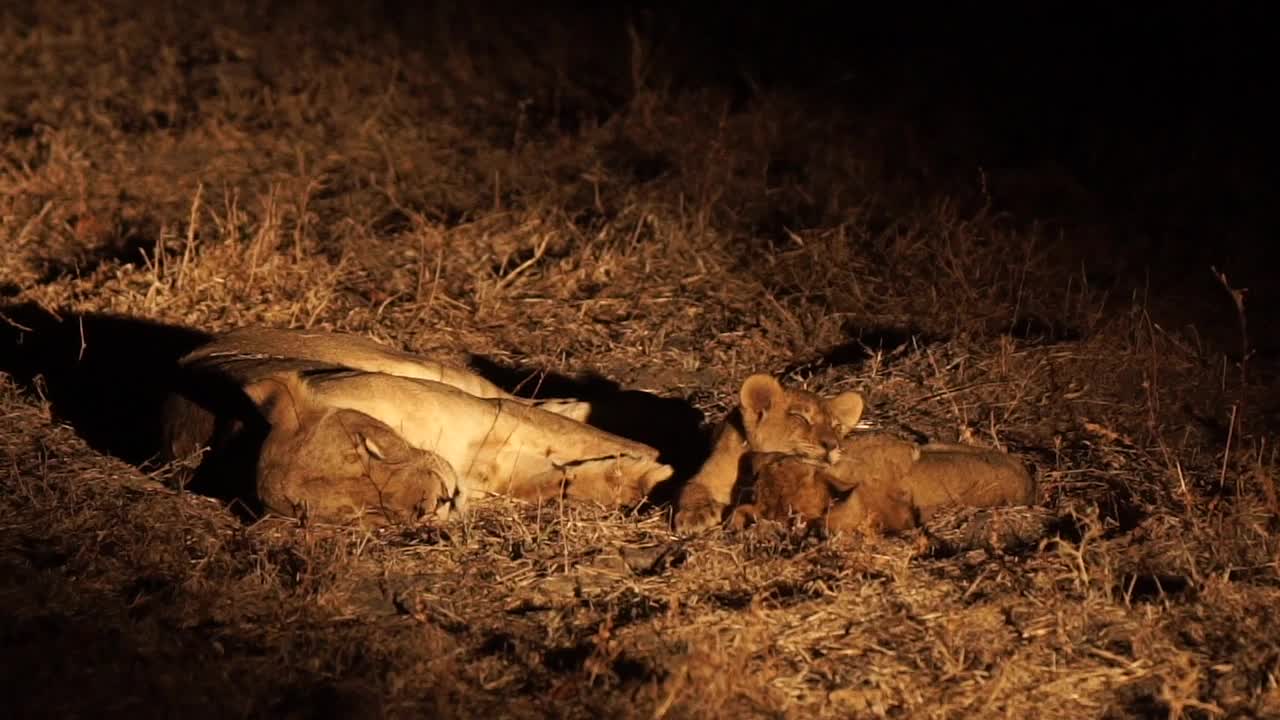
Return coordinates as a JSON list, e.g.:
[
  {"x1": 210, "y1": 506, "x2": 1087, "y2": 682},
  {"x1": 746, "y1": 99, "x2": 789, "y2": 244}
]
[{"x1": 2, "y1": 3, "x2": 1278, "y2": 718}]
